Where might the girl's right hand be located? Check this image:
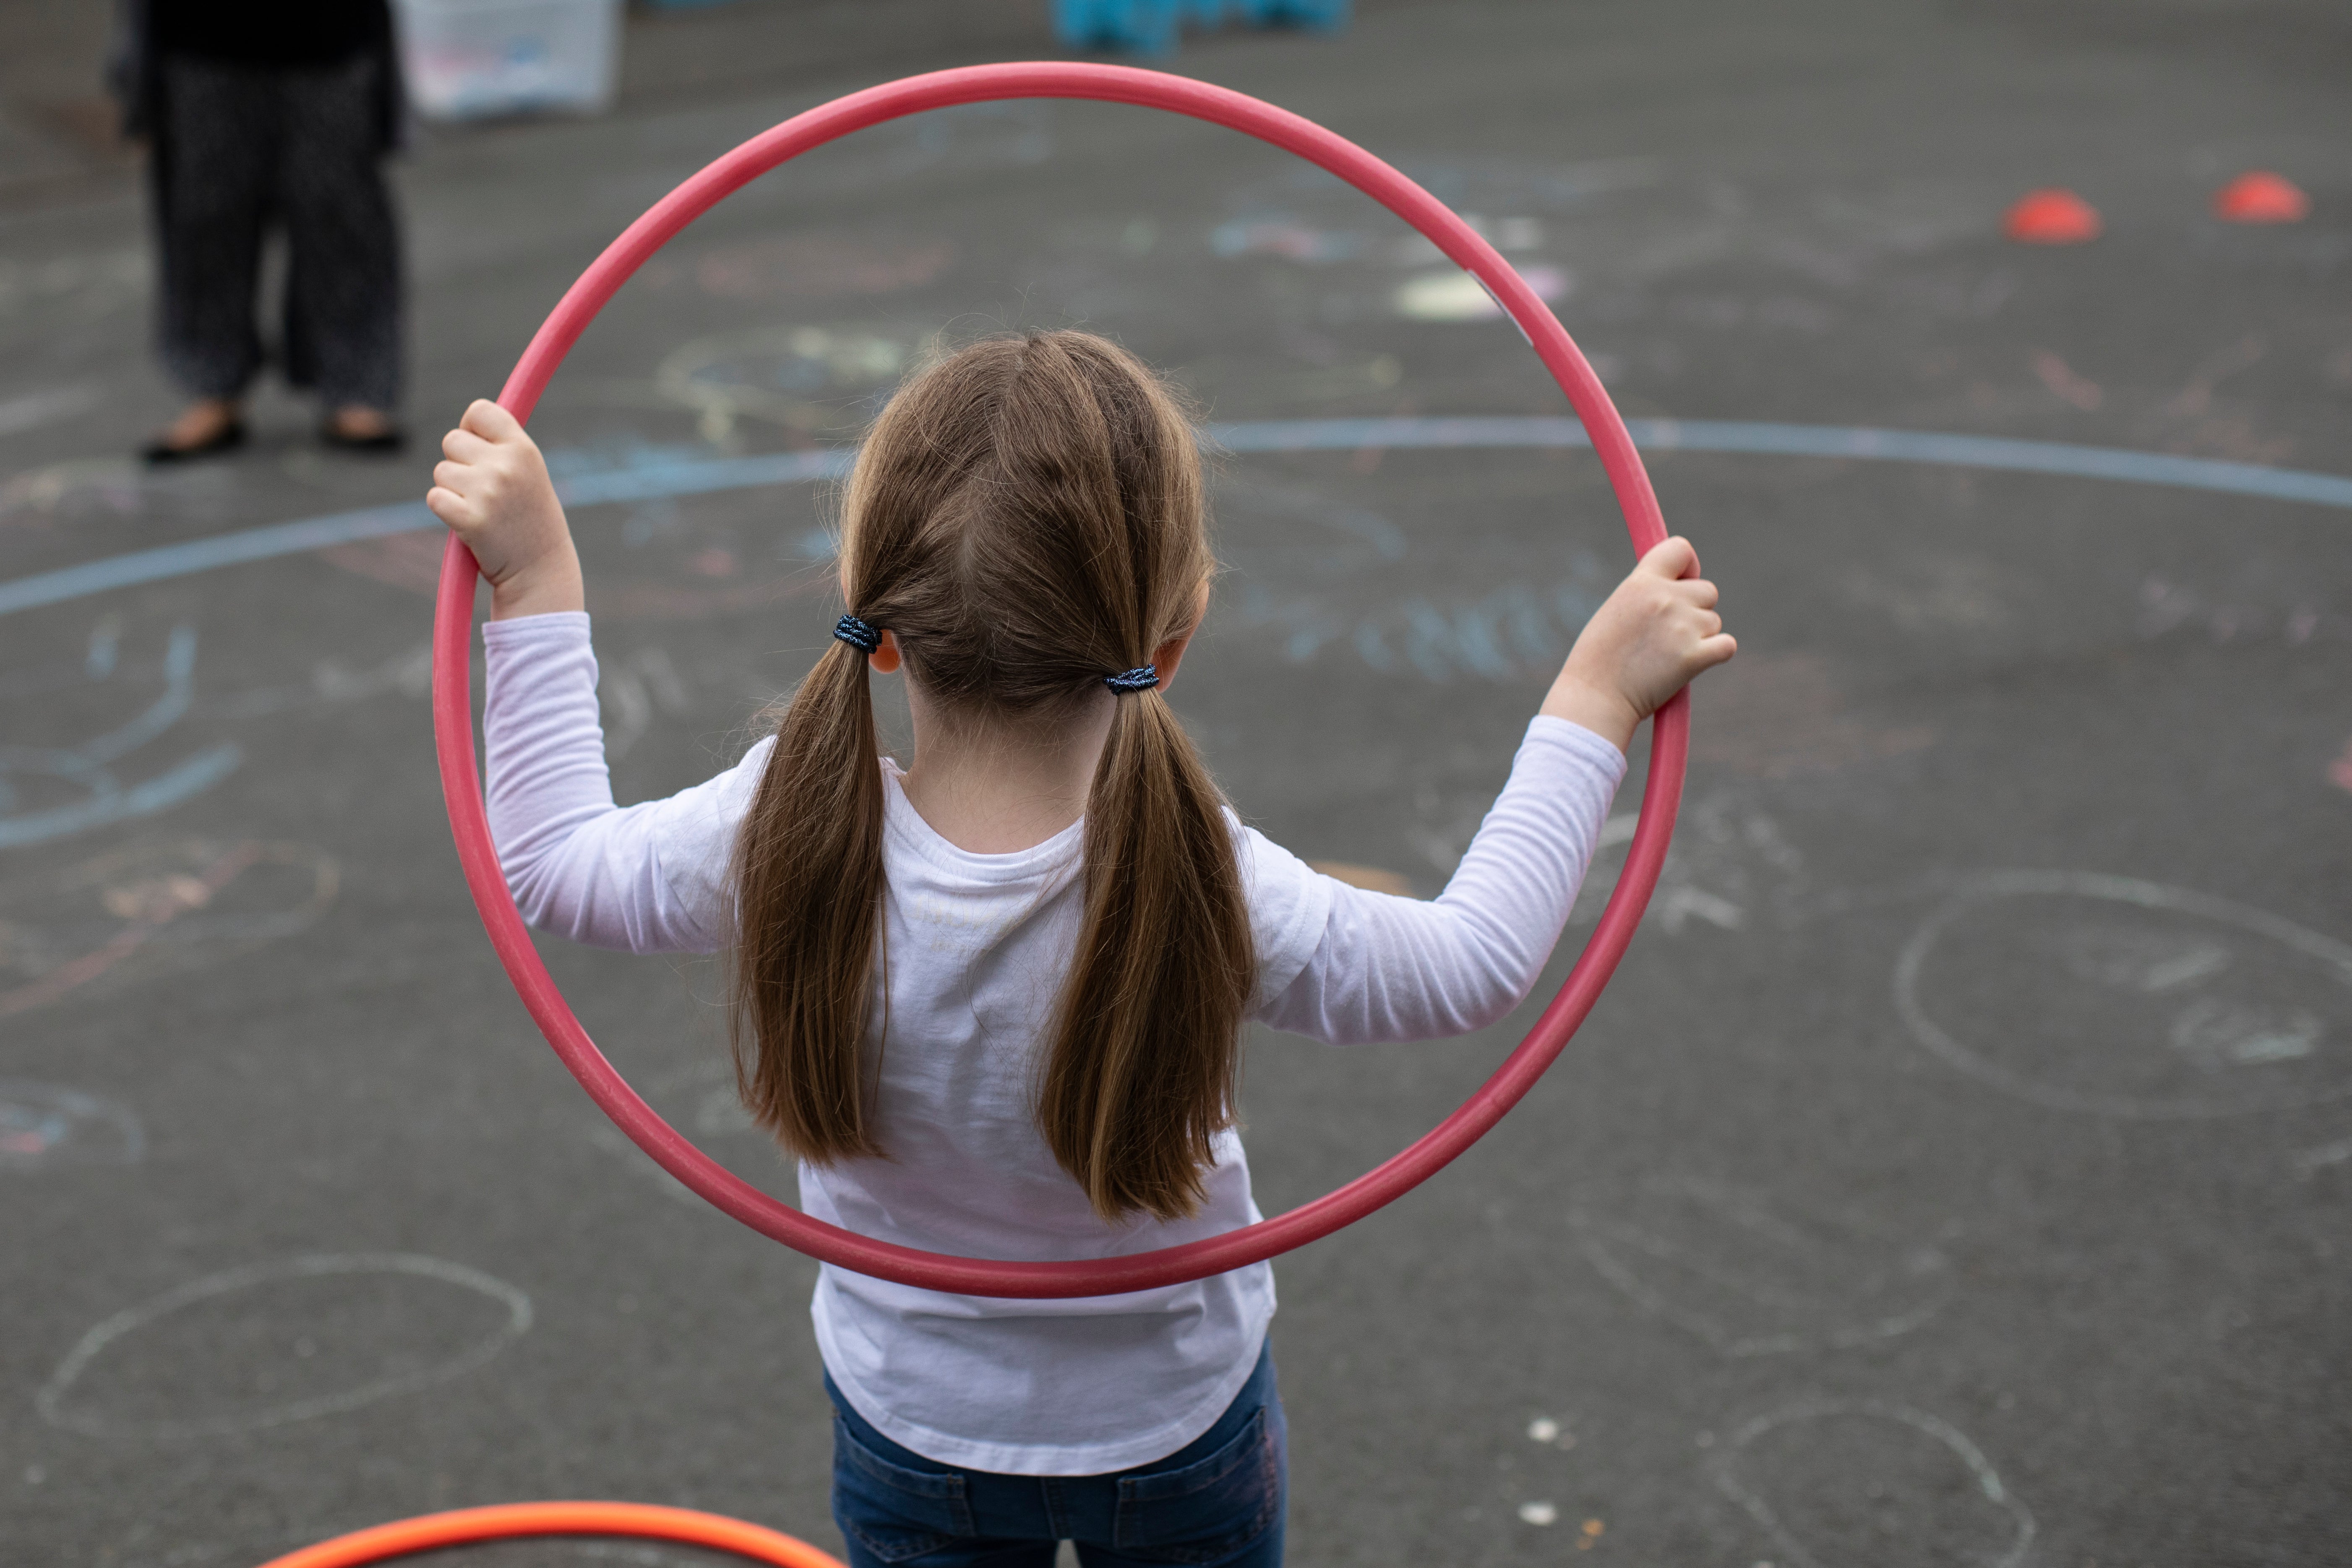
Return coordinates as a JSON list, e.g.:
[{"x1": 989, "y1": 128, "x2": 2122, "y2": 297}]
[
  {"x1": 1539, "y1": 536, "x2": 1735, "y2": 752},
  {"x1": 425, "y1": 399, "x2": 584, "y2": 620}
]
